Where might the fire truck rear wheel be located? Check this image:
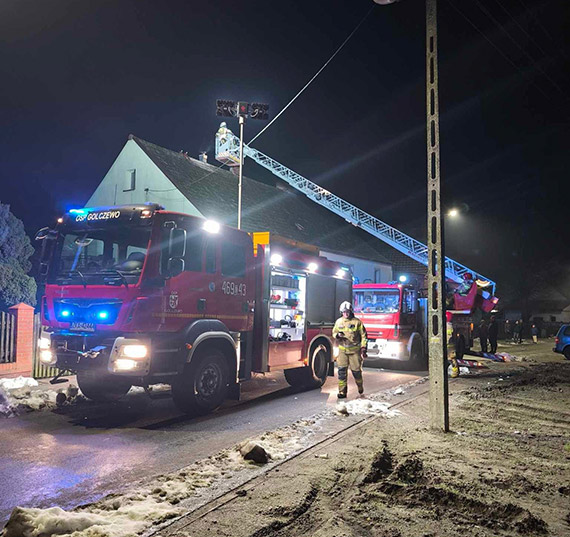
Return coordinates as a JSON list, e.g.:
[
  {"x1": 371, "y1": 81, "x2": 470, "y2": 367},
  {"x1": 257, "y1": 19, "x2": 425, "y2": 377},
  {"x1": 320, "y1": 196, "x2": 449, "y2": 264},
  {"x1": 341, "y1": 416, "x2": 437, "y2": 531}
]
[
  {"x1": 172, "y1": 349, "x2": 229, "y2": 415},
  {"x1": 76, "y1": 370, "x2": 132, "y2": 402},
  {"x1": 409, "y1": 341, "x2": 427, "y2": 370},
  {"x1": 284, "y1": 347, "x2": 329, "y2": 389}
]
